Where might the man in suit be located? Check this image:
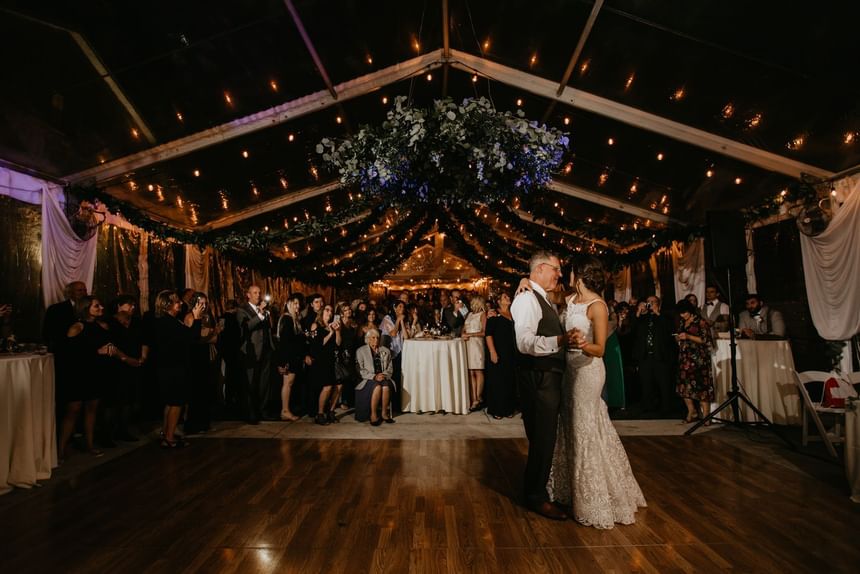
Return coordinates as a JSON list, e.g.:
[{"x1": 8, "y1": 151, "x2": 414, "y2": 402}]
[
  {"x1": 236, "y1": 285, "x2": 275, "y2": 423},
  {"x1": 43, "y1": 281, "x2": 88, "y2": 352},
  {"x1": 700, "y1": 284, "x2": 730, "y2": 333},
  {"x1": 631, "y1": 295, "x2": 677, "y2": 416},
  {"x1": 511, "y1": 251, "x2": 576, "y2": 521},
  {"x1": 439, "y1": 290, "x2": 465, "y2": 336},
  {"x1": 738, "y1": 294, "x2": 786, "y2": 339}
]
